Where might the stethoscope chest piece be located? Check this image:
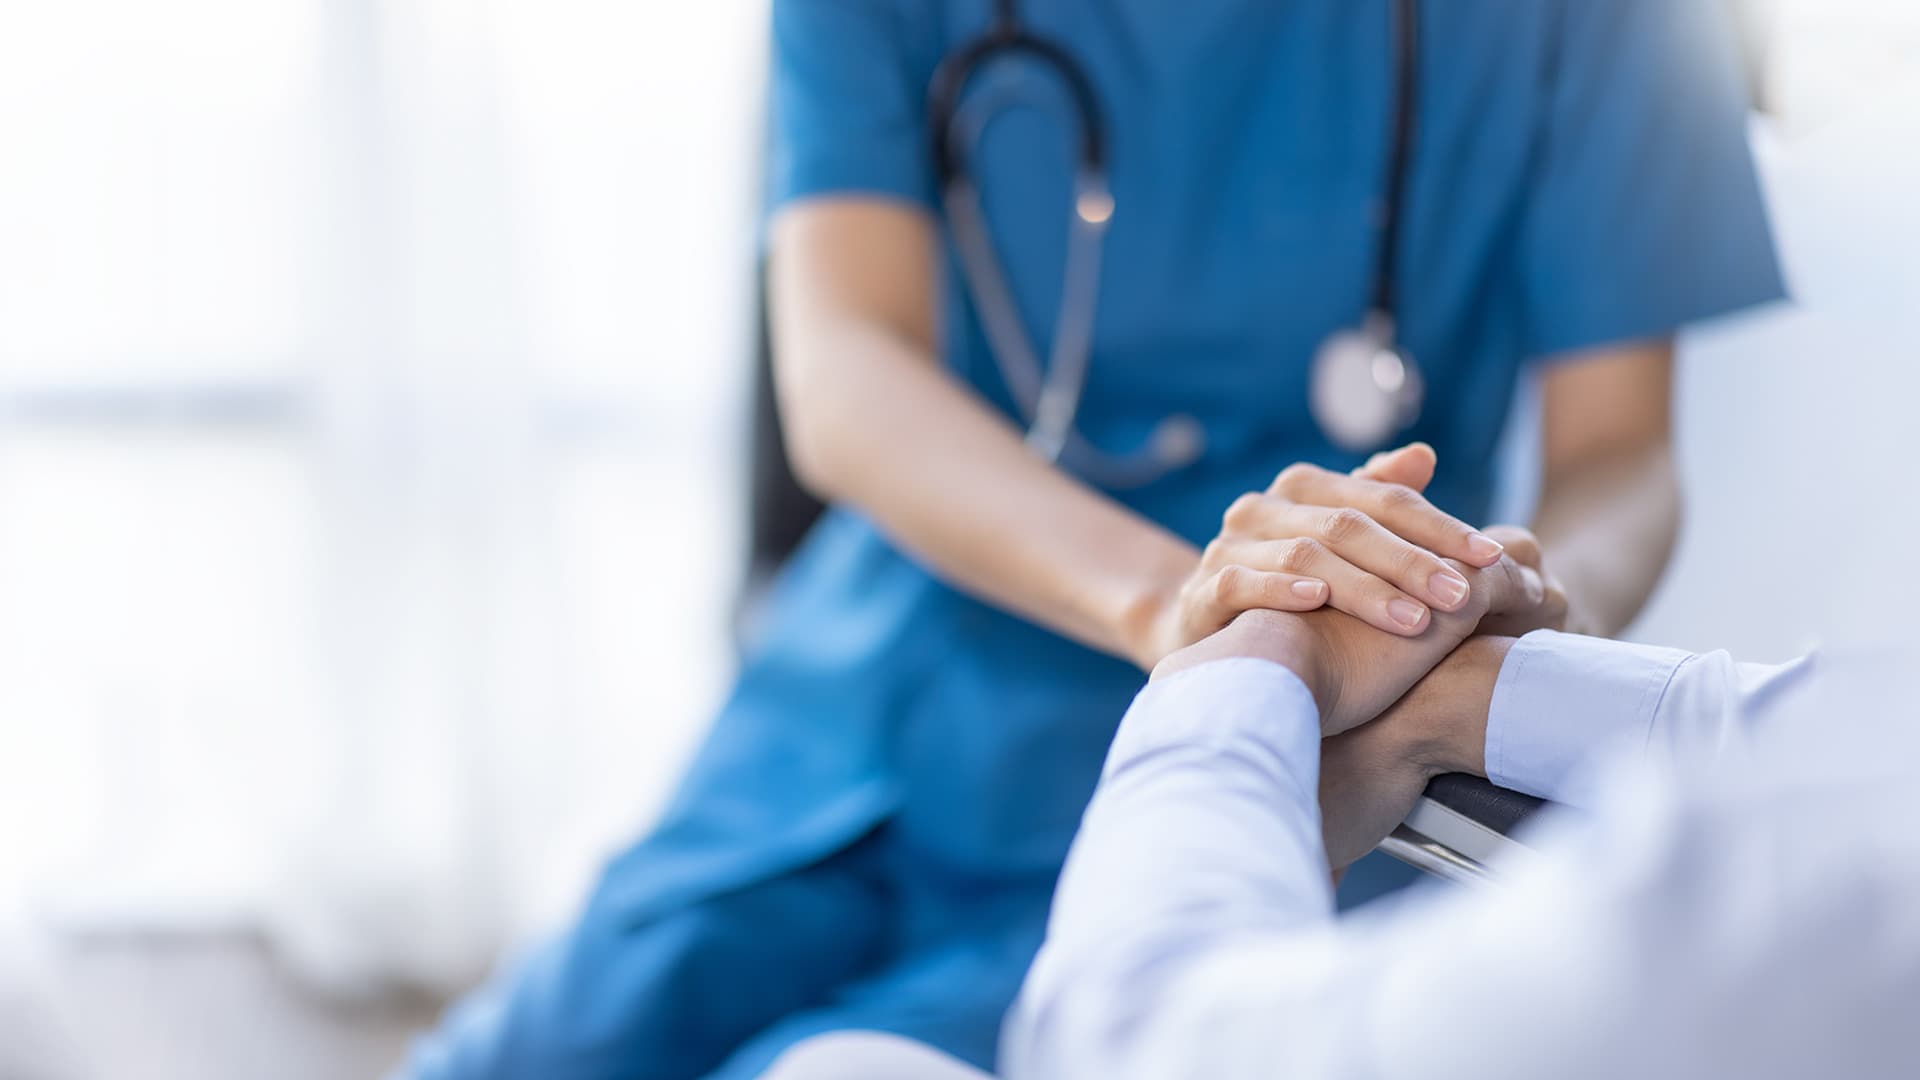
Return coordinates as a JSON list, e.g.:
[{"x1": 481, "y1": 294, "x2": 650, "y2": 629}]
[{"x1": 1309, "y1": 314, "x2": 1424, "y2": 453}]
